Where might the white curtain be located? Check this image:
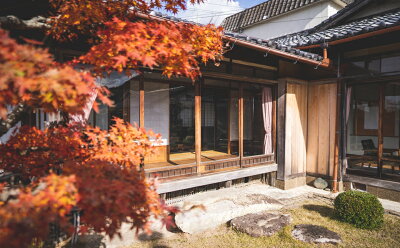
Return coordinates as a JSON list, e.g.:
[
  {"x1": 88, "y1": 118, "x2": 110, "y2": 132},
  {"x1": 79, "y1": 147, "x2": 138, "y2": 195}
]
[{"x1": 262, "y1": 87, "x2": 273, "y2": 154}]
